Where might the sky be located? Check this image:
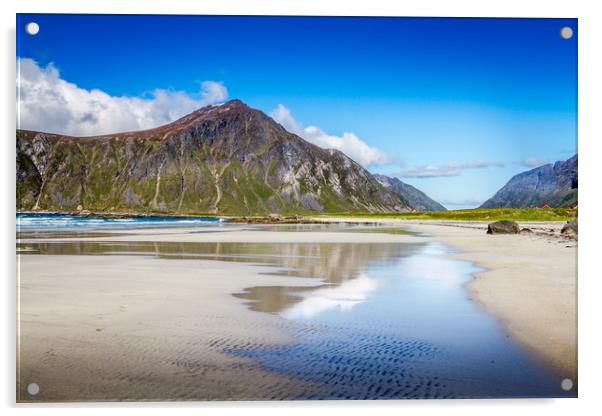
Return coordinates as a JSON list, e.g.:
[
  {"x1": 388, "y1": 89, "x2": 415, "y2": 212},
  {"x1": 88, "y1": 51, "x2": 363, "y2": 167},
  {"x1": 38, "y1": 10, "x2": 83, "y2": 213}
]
[{"x1": 16, "y1": 14, "x2": 577, "y2": 209}]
